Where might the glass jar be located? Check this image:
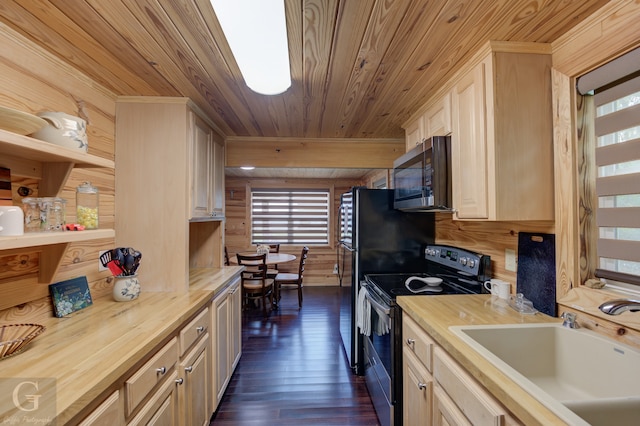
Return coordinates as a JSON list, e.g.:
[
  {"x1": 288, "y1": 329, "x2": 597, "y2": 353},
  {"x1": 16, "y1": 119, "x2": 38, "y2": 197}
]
[
  {"x1": 76, "y1": 182, "x2": 99, "y2": 229},
  {"x1": 22, "y1": 197, "x2": 41, "y2": 232},
  {"x1": 40, "y1": 197, "x2": 67, "y2": 232}
]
